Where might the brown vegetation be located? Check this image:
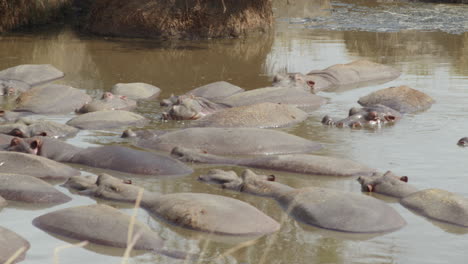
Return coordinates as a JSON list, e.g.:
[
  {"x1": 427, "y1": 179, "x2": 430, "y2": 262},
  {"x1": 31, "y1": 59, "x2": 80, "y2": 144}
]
[
  {"x1": 83, "y1": 0, "x2": 273, "y2": 39},
  {"x1": 0, "y1": 0, "x2": 72, "y2": 33}
]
